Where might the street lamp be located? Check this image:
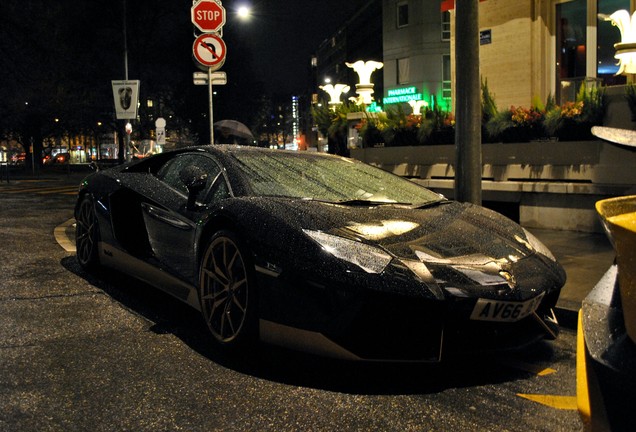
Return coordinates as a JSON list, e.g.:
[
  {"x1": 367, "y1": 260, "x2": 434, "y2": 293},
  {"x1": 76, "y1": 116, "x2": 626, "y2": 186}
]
[
  {"x1": 319, "y1": 84, "x2": 350, "y2": 109},
  {"x1": 408, "y1": 99, "x2": 428, "y2": 115},
  {"x1": 345, "y1": 60, "x2": 383, "y2": 105},
  {"x1": 237, "y1": 5, "x2": 251, "y2": 20},
  {"x1": 602, "y1": 9, "x2": 636, "y2": 75}
]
